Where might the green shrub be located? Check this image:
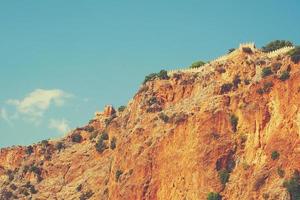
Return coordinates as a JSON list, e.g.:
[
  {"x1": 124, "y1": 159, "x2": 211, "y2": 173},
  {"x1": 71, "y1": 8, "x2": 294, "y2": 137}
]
[
  {"x1": 157, "y1": 70, "x2": 169, "y2": 80},
  {"x1": 256, "y1": 88, "x2": 264, "y2": 95},
  {"x1": 55, "y1": 142, "x2": 65, "y2": 151},
  {"x1": 279, "y1": 71, "x2": 290, "y2": 81},
  {"x1": 233, "y1": 75, "x2": 241, "y2": 88},
  {"x1": 118, "y1": 105, "x2": 126, "y2": 112},
  {"x1": 84, "y1": 126, "x2": 94, "y2": 132},
  {"x1": 95, "y1": 137, "x2": 108, "y2": 153},
  {"x1": 79, "y1": 190, "x2": 94, "y2": 200},
  {"x1": 207, "y1": 192, "x2": 222, "y2": 200},
  {"x1": 244, "y1": 79, "x2": 250, "y2": 85},
  {"x1": 115, "y1": 170, "x2": 123, "y2": 182},
  {"x1": 41, "y1": 140, "x2": 49, "y2": 147},
  {"x1": 29, "y1": 165, "x2": 42, "y2": 176},
  {"x1": 100, "y1": 132, "x2": 109, "y2": 140},
  {"x1": 261, "y1": 67, "x2": 273, "y2": 78},
  {"x1": 277, "y1": 167, "x2": 285, "y2": 178},
  {"x1": 143, "y1": 73, "x2": 157, "y2": 84},
  {"x1": 143, "y1": 70, "x2": 169, "y2": 84},
  {"x1": 271, "y1": 151, "x2": 280, "y2": 160},
  {"x1": 219, "y1": 169, "x2": 230, "y2": 185},
  {"x1": 283, "y1": 171, "x2": 300, "y2": 200},
  {"x1": 76, "y1": 184, "x2": 82, "y2": 192},
  {"x1": 220, "y1": 83, "x2": 233, "y2": 94},
  {"x1": 257, "y1": 82, "x2": 274, "y2": 94},
  {"x1": 228, "y1": 48, "x2": 235, "y2": 54},
  {"x1": 71, "y1": 133, "x2": 82, "y2": 143},
  {"x1": 158, "y1": 112, "x2": 169, "y2": 123},
  {"x1": 110, "y1": 137, "x2": 117, "y2": 150},
  {"x1": 263, "y1": 81, "x2": 274, "y2": 93},
  {"x1": 289, "y1": 46, "x2": 300, "y2": 64},
  {"x1": 25, "y1": 146, "x2": 34, "y2": 155},
  {"x1": 189, "y1": 60, "x2": 206, "y2": 69},
  {"x1": 262, "y1": 40, "x2": 293, "y2": 52},
  {"x1": 230, "y1": 115, "x2": 238, "y2": 132}
]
